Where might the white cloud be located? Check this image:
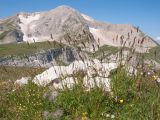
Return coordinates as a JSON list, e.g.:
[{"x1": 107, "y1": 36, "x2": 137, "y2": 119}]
[{"x1": 156, "y1": 36, "x2": 160, "y2": 40}]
